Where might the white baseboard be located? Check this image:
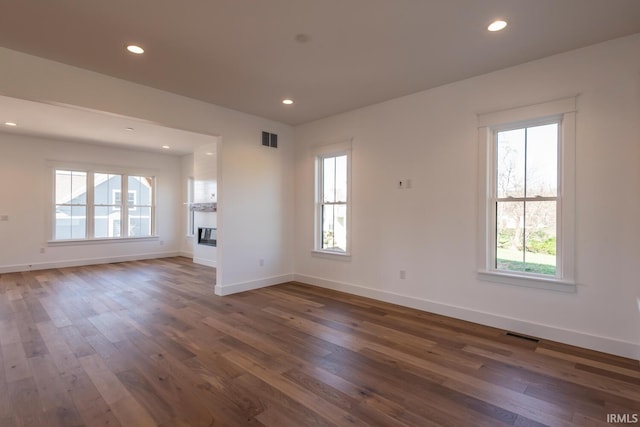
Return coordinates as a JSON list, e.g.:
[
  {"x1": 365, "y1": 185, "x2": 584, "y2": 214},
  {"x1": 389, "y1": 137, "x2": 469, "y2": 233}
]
[
  {"x1": 193, "y1": 257, "x2": 216, "y2": 268},
  {"x1": 294, "y1": 274, "x2": 640, "y2": 360},
  {"x1": 215, "y1": 274, "x2": 294, "y2": 296},
  {"x1": 0, "y1": 251, "x2": 180, "y2": 274},
  {"x1": 178, "y1": 250, "x2": 193, "y2": 258}
]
